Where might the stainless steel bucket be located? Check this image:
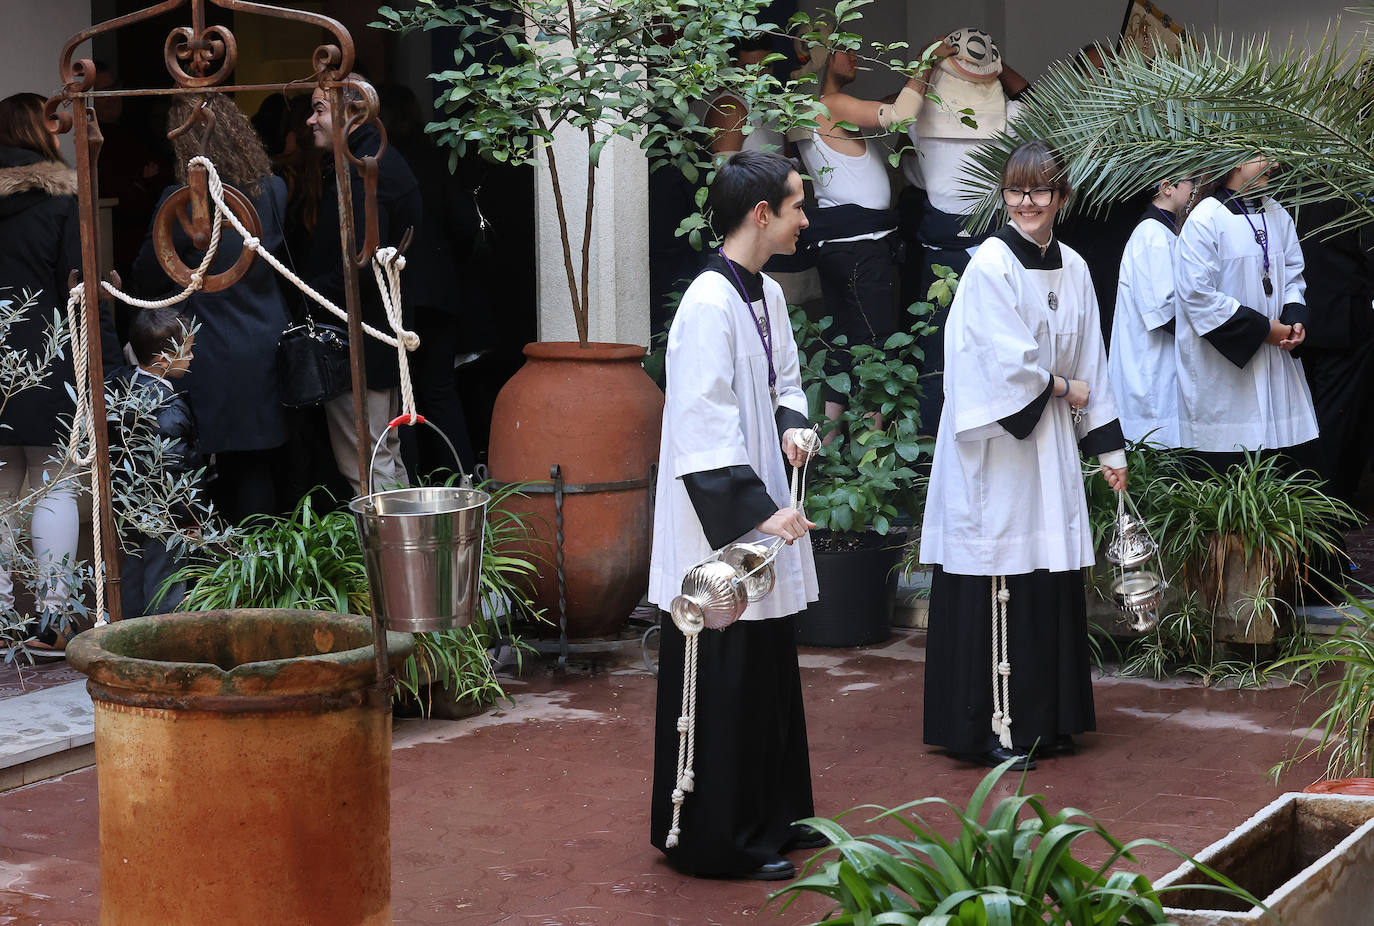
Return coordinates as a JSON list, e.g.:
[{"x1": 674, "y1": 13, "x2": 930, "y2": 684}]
[{"x1": 349, "y1": 417, "x2": 489, "y2": 633}]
